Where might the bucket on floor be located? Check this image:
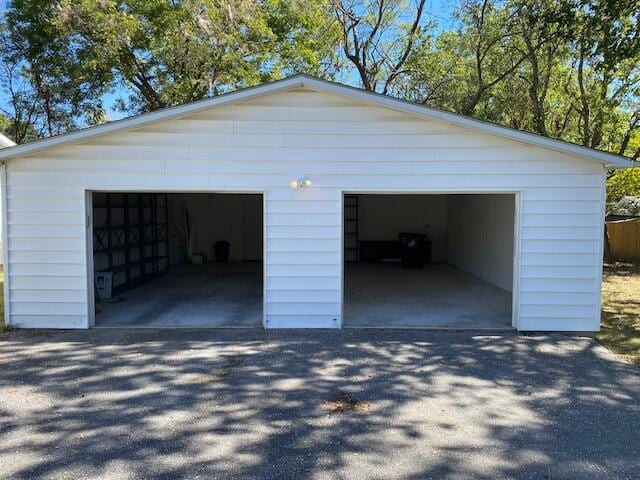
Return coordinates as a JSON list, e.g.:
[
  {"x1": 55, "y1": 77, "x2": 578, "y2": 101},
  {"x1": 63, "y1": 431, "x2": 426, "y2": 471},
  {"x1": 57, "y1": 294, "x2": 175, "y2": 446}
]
[
  {"x1": 95, "y1": 272, "x2": 113, "y2": 300},
  {"x1": 214, "y1": 240, "x2": 230, "y2": 262}
]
